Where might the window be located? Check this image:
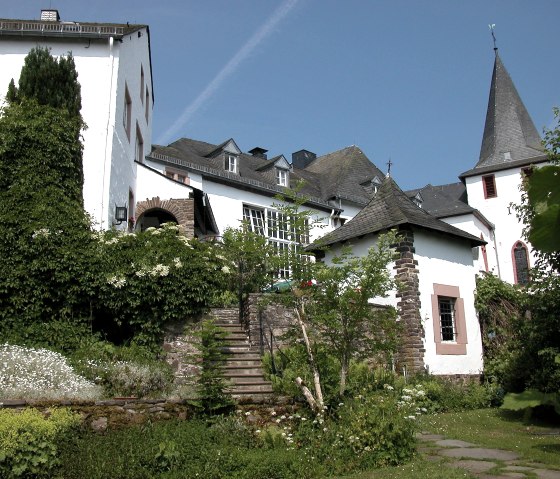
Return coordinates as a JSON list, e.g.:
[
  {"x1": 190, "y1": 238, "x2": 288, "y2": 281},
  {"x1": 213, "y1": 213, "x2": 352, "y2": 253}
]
[
  {"x1": 123, "y1": 84, "x2": 132, "y2": 140},
  {"x1": 438, "y1": 297, "x2": 456, "y2": 341},
  {"x1": 243, "y1": 206, "x2": 265, "y2": 235},
  {"x1": 512, "y1": 241, "x2": 529, "y2": 285},
  {"x1": 145, "y1": 88, "x2": 150, "y2": 123},
  {"x1": 225, "y1": 154, "x2": 238, "y2": 173},
  {"x1": 243, "y1": 205, "x2": 310, "y2": 278},
  {"x1": 431, "y1": 284, "x2": 467, "y2": 355},
  {"x1": 276, "y1": 168, "x2": 288, "y2": 187},
  {"x1": 140, "y1": 65, "x2": 144, "y2": 103},
  {"x1": 135, "y1": 124, "x2": 144, "y2": 163},
  {"x1": 482, "y1": 174, "x2": 497, "y2": 199},
  {"x1": 165, "y1": 169, "x2": 190, "y2": 185}
]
